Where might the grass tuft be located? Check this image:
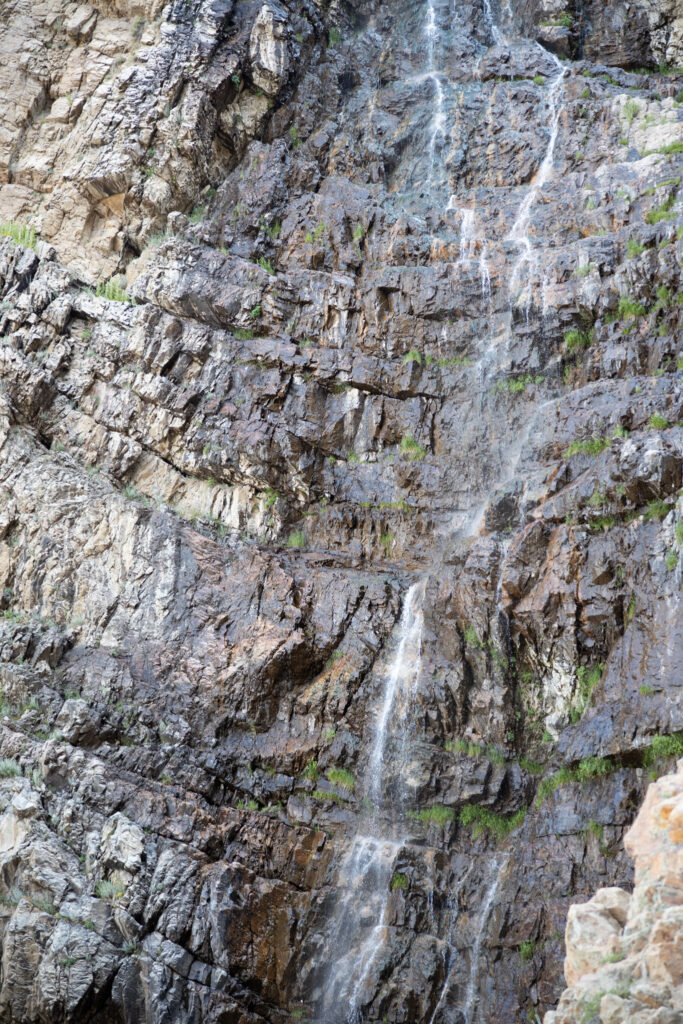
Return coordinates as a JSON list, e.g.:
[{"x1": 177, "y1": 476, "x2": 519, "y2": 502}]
[
  {"x1": 410, "y1": 804, "x2": 455, "y2": 827},
  {"x1": 0, "y1": 220, "x2": 37, "y2": 249},
  {"x1": 95, "y1": 279, "x2": 133, "y2": 303},
  {"x1": 0, "y1": 758, "x2": 21, "y2": 778},
  {"x1": 400, "y1": 435, "x2": 427, "y2": 460},
  {"x1": 459, "y1": 804, "x2": 526, "y2": 840},
  {"x1": 327, "y1": 767, "x2": 355, "y2": 792},
  {"x1": 564, "y1": 436, "x2": 608, "y2": 458}
]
